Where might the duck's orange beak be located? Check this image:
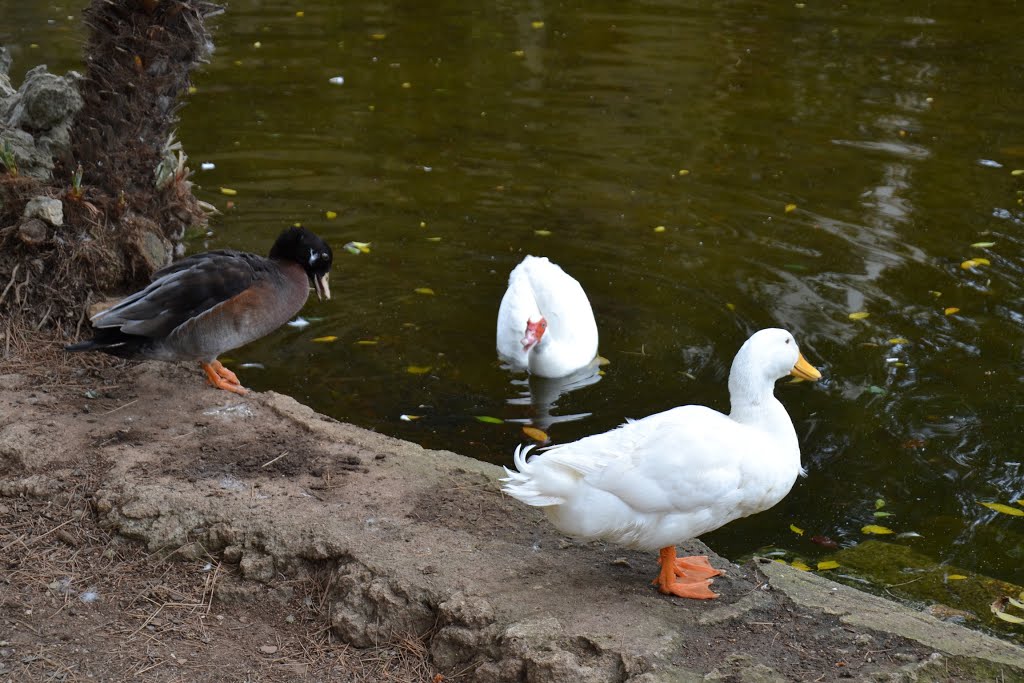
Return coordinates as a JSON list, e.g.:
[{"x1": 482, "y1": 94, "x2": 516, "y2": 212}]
[{"x1": 790, "y1": 353, "x2": 821, "y2": 381}]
